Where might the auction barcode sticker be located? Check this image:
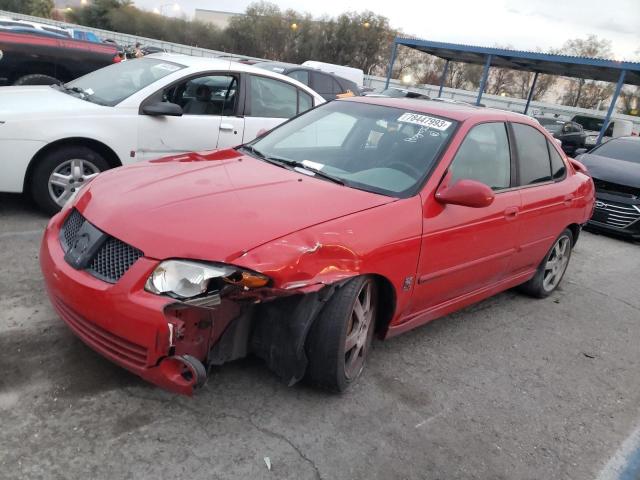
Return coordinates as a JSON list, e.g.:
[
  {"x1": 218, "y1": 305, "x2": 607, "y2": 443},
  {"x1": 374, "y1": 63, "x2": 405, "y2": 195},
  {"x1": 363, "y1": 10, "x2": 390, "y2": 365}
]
[{"x1": 397, "y1": 113, "x2": 452, "y2": 131}]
